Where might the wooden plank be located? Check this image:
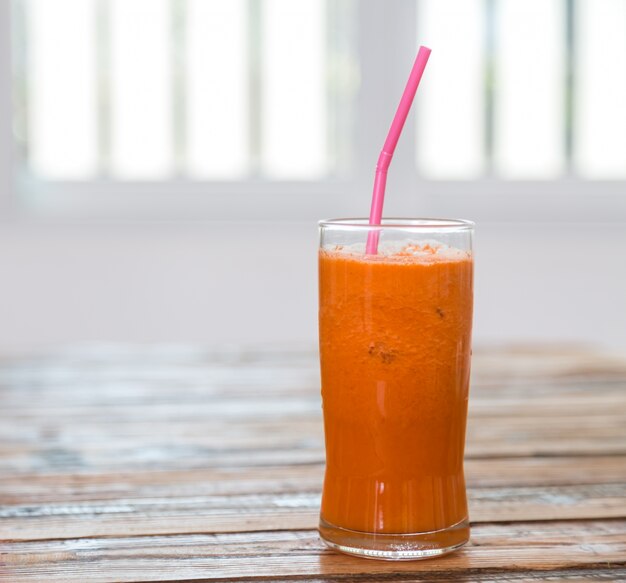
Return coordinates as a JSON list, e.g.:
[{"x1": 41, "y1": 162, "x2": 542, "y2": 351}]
[
  {"x1": 466, "y1": 456, "x2": 626, "y2": 487},
  {"x1": 0, "y1": 354, "x2": 625, "y2": 405},
  {"x1": 236, "y1": 572, "x2": 626, "y2": 583},
  {"x1": 2, "y1": 387, "x2": 626, "y2": 412},
  {"x1": 242, "y1": 569, "x2": 626, "y2": 582},
  {"x1": 0, "y1": 348, "x2": 623, "y2": 422},
  {"x1": 2, "y1": 378, "x2": 625, "y2": 413},
  {"x1": 2, "y1": 432, "x2": 626, "y2": 475},
  {"x1": 1, "y1": 456, "x2": 625, "y2": 504},
  {"x1": 1, "y1": 416, "x2": 624, "y2": 461},
  {"x1": 3, "y1": 393, "x2": 626, "y2": 422},
  {"x1": 2, "y1": 483, "x2": 625, "y2": 541},
  {"x1": 470, "y1": 347, "x2": 626, "y2": 379},
  {"x1": 1, "y1": 387, "x2": 626, "y2": 472},
  {"x1": 2, "y1": 521, "x2": 625, "y2": 582}
]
